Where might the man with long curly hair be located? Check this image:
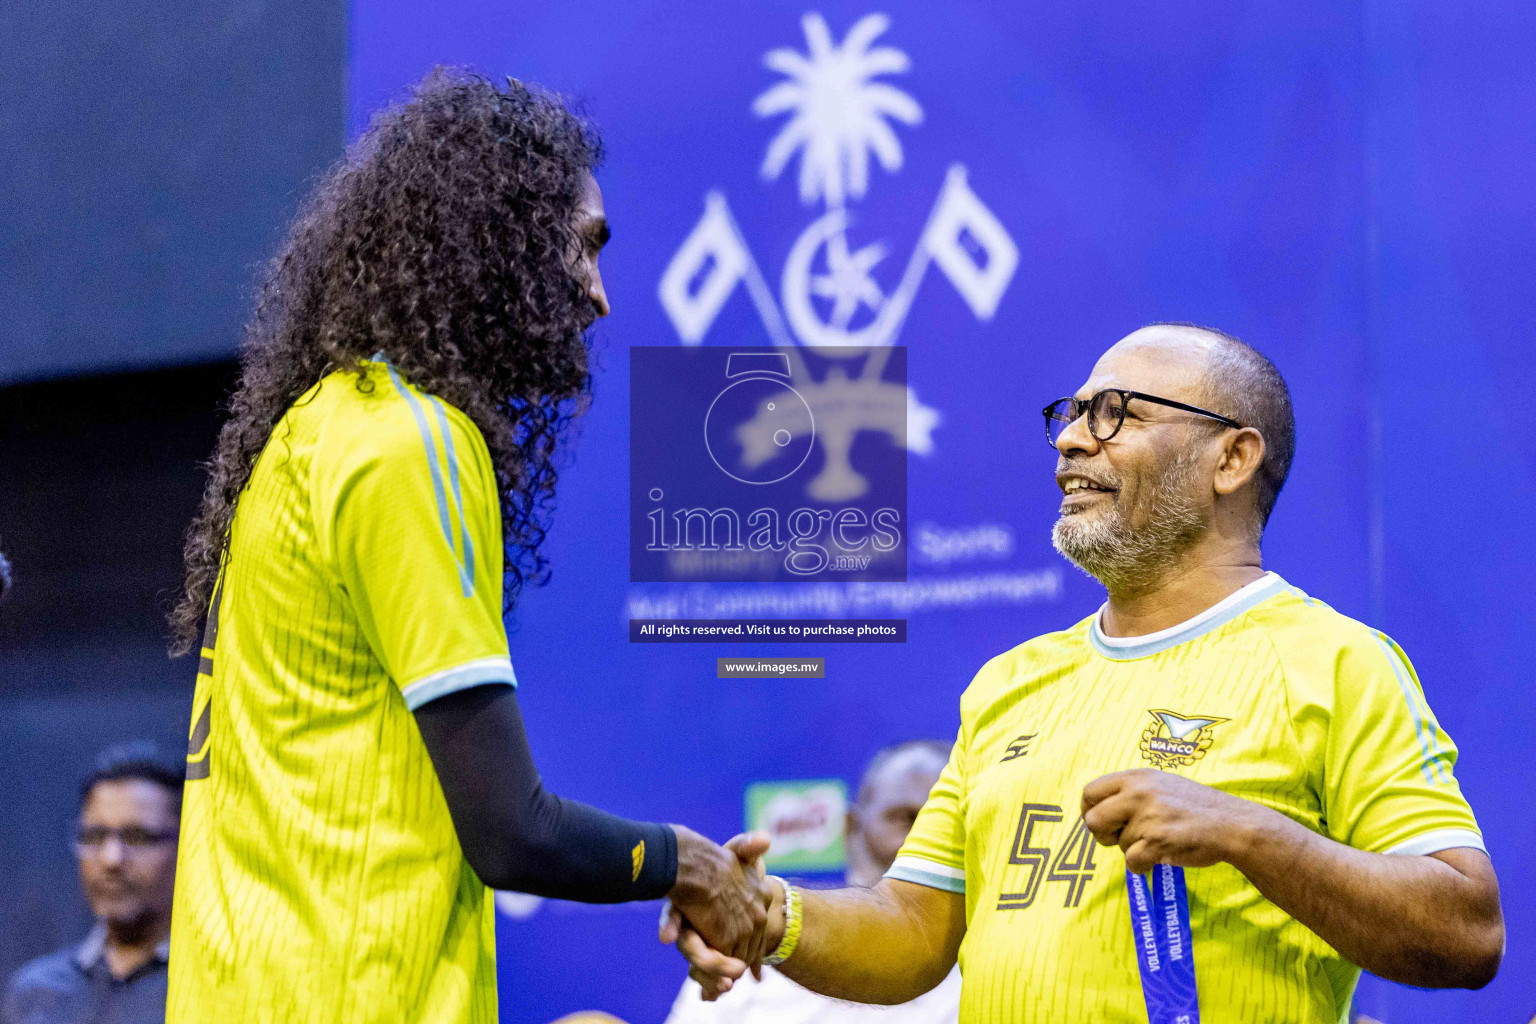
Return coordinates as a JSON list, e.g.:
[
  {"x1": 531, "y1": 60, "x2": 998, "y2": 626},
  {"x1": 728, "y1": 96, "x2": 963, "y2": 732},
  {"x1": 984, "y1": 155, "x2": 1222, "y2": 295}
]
[{"x1": 165, "y1": 69, "x2": 769, "y2": 1024}]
